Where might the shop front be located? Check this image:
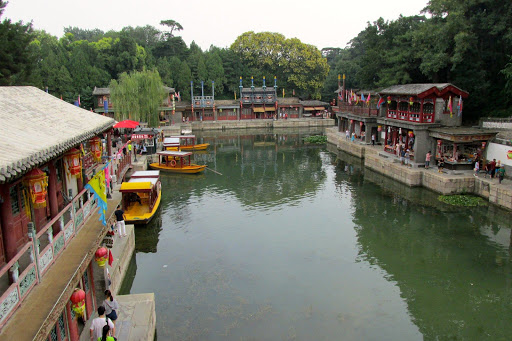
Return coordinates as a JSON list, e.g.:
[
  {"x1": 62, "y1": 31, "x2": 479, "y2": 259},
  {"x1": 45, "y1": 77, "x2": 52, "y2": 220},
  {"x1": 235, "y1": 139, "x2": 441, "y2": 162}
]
[
  {"x1": 429, "y1": 127, "x2": 498, "y2": 170},
  {"x1": 131, "y1": 128, "x2": 159, "y2": 154}
]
